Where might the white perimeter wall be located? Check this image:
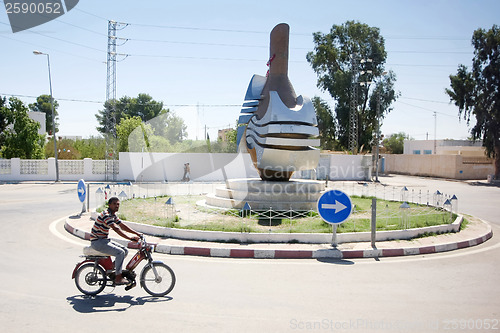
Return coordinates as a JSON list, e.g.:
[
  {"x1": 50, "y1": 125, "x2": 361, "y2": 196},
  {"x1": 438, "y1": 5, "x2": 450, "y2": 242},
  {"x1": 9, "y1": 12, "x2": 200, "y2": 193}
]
[
  {"x1": 118, "y1": 152, "x2": 372, "y2": 182},
  {"x1": 0, "y1": 153, "x2": 372, "y2": 182},
  {"x1": 118, "y1": 152, "x2": 260, "y2": 182}
]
